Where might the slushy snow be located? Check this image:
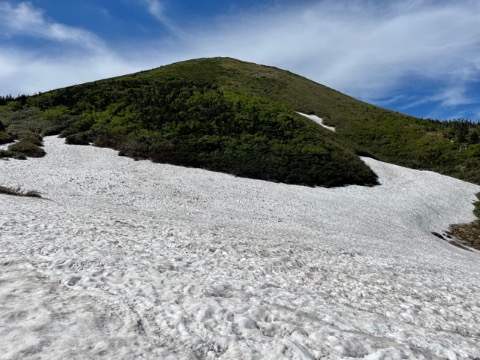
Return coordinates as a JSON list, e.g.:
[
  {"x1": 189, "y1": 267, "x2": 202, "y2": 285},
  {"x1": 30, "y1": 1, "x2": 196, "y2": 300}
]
[{"x1": 1, "y1": 136, "x2": 479, "y2": 359}]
